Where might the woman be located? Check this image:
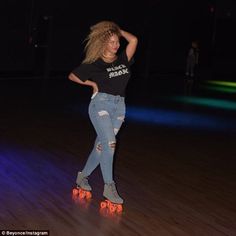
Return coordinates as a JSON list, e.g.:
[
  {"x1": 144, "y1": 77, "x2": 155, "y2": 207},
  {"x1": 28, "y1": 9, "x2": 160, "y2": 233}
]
[{"x1": 69, "y1": 21, "x2": 138, "y2": 207}]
